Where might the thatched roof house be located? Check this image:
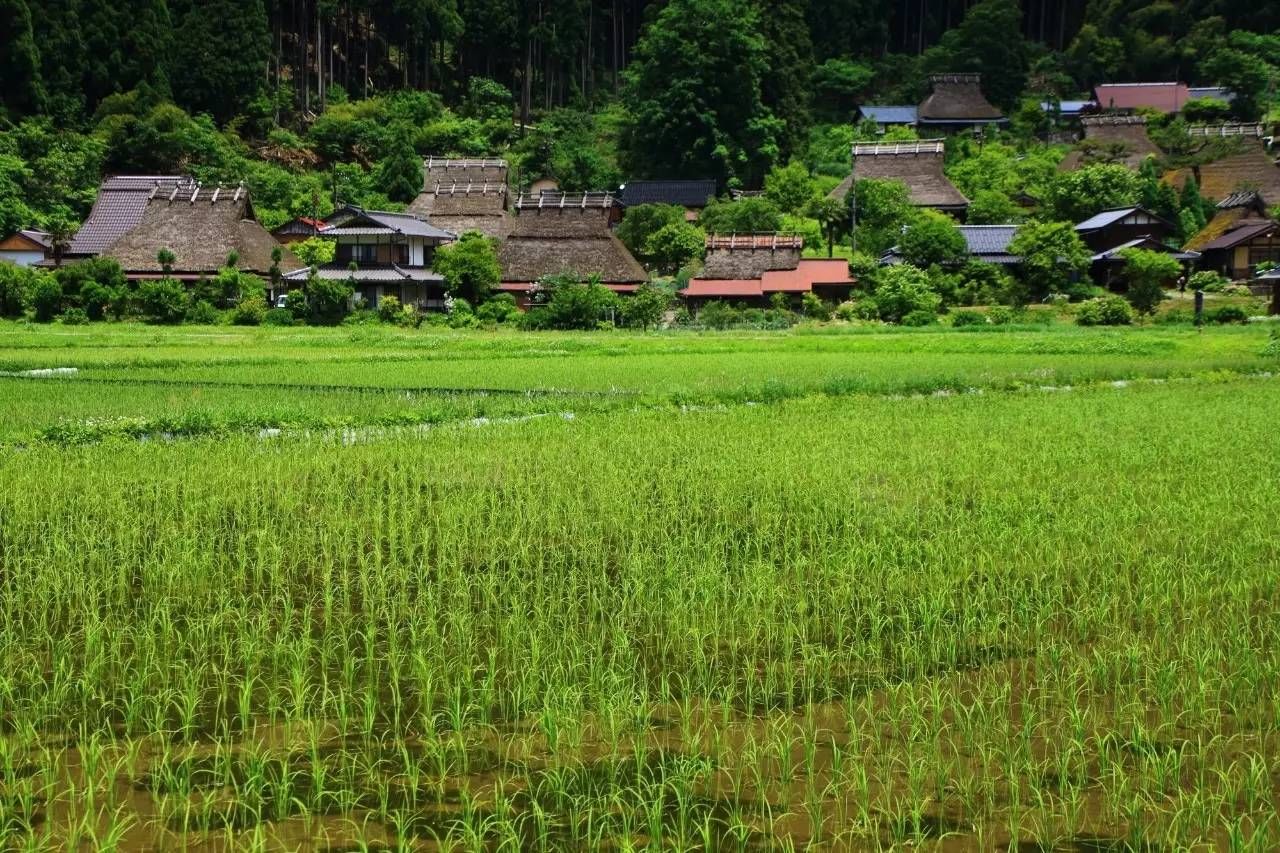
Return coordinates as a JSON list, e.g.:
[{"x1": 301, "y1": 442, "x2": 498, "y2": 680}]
[
  {"x1": 839, "y1": 141, "x2": 969, "y2": 214},
  {"x1": 1185, "y1": 191, "x2": 1272, "y2": 252},
  {"x1": 64, "y1": 175, "x2": 196, "y2": 258},
  {"x1": 497, "y1": 193, "x2": 646, "y2": 293},
  {"x1": 408, "y1": 157, "x2": 511, "y2": 240},
  {"x1": 102, "y1": 184, "x2": 301, "y2": 279},
  {"x1": 682, "y1": 235, "x2": 854, "y2": 304},
  {"x1": 917, "y1": 74, "x2": 1006, "y2": 129},
  {"x1": 1165, "y1": 124, "x2": 1280, "y2": 203},
  {"x1": 1059, "y1": 115, "x2": 1161, "y2": 172}
]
